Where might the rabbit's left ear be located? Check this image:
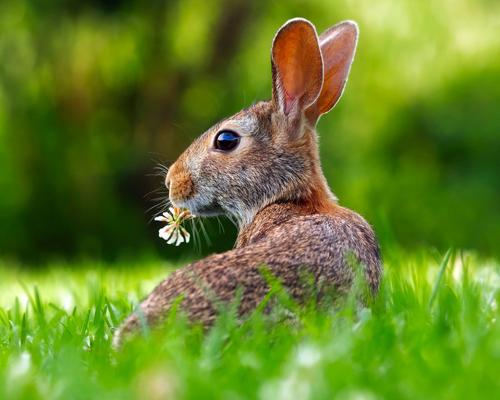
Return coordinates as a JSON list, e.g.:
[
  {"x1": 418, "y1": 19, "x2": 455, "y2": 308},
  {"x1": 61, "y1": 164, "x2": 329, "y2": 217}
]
[
  {"x1": 306, "y1": 21, "x2": 358, "y2": 124},
  {"x1": 271, "y1": 18, "x2": 323, "y2": 122}
]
